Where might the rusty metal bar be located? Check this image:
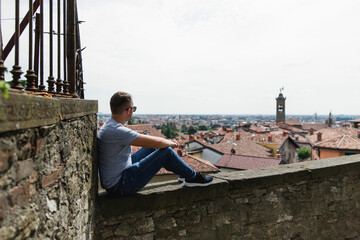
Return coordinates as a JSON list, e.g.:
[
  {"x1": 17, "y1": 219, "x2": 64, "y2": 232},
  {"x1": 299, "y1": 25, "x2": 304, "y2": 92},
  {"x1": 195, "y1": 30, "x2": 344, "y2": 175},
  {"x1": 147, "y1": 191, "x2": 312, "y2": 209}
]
[
  {"x1": 56, "y1": 0, "x2": 62, "y2": 93},
  {"x1": 25, "y1": 0, "x2": 37, "y2": 90},
  {"x1": 47, "y1": 0, "x2": 55, "y2": 92},
  {"x1": 3, "y1": 0, "x2": 40, "y2": 61},
  {"x1": 0, "y1": 0, "x2": 8, "y2": 81},
  {"x1": 67, "y1": 0, "x2": 76, "y2": 97},
  {"x1": 34, "y1": 13, "x2": 40, "y2": 88},
  {"x1": 75, "y1": 1, "x2": 84, "y2": 99},
  {"x1": 10, "y1": 0, "x2": 23, "y2": 89},
  {"x1": 3, "y1": 0, "x2": 83, "y2": 98},
  {"x1": 38, "y1": 0, "x2": 46, "y2": 91},
  {"x1": 62, "y1": 0, "x2": 69, "y2": 94}
]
